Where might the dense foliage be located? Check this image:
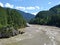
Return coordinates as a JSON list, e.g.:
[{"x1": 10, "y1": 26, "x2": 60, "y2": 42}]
[
  {"x1": 5, "y1": 8, "x2": 26, "y2": 28},
  {"x1": 0, "y1": 6, "x2": 26, "y2": 38},
  {"x1": 29, "y1": 5, "x2": 60, "y2": 27}
]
